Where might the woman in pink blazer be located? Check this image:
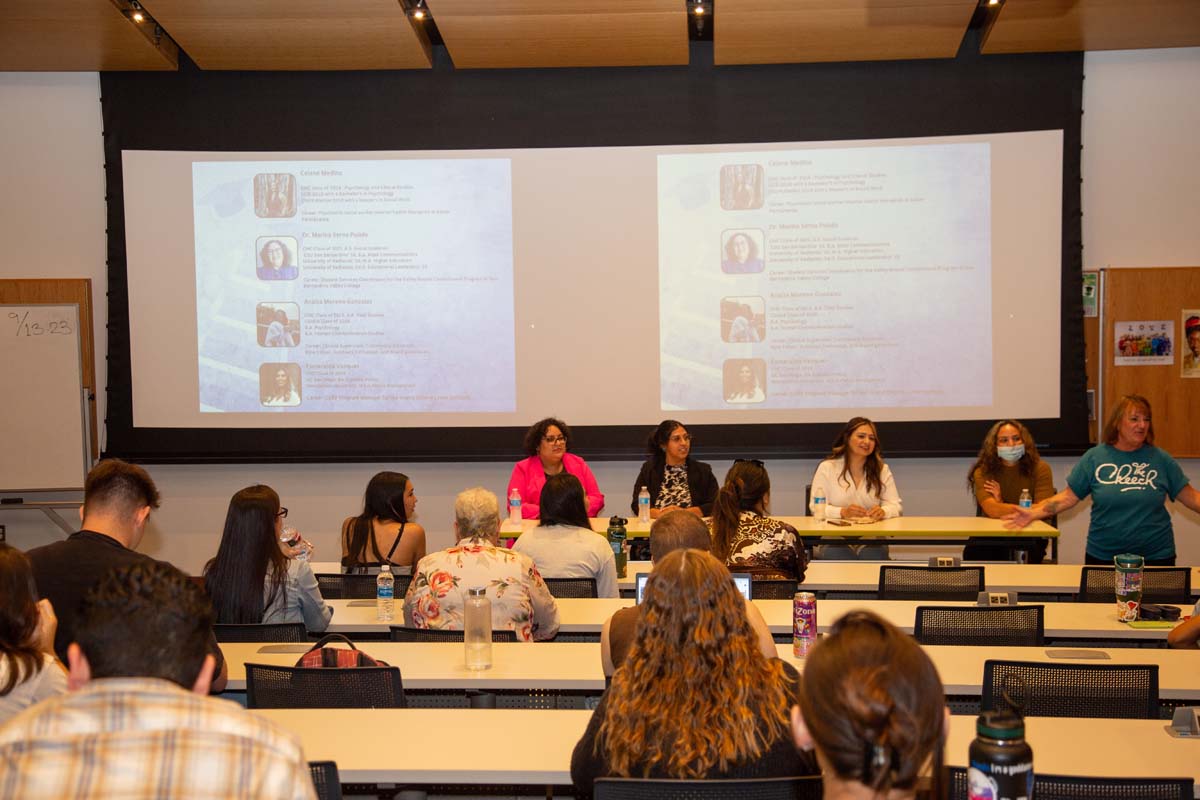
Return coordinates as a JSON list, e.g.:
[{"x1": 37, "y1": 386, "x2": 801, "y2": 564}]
[{"x1": 507, "y1": 417, "x2": 604, "y2": 519}]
